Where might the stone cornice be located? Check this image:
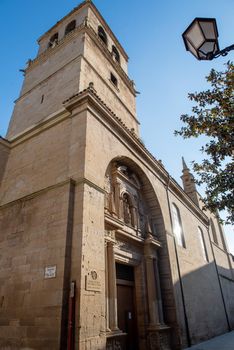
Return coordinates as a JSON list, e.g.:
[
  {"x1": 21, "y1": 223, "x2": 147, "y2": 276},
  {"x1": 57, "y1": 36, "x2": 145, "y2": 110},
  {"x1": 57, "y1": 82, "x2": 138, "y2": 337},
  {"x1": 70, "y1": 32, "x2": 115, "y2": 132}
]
[
  {"x1": 0, "y1": 178, "x2": 74, "y2": 210},
  {"x1": 82, "y1": 56, "x2": 138, "y2": 123},
  {"x1": 15, "y1": 56, "x2": 82, "y2": 104},
  {"x1": 76, "y1": 176, "x2": 105, "y2": 194},
  {"x1": 104, "y1": 214, "x2": 124, "y2": 230},
  {"x1": 7, "y1": 108, "x2": 70, "y2": 146},
  {"x1": 0, "y1": 136, "x2": 10, "y2": 148},
  {"x1": 0, "y1": 176, "x2": 104, "y2": 210},
  {"x1": 26, "y1": 23, "x2": 85, "y2": 73}
]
